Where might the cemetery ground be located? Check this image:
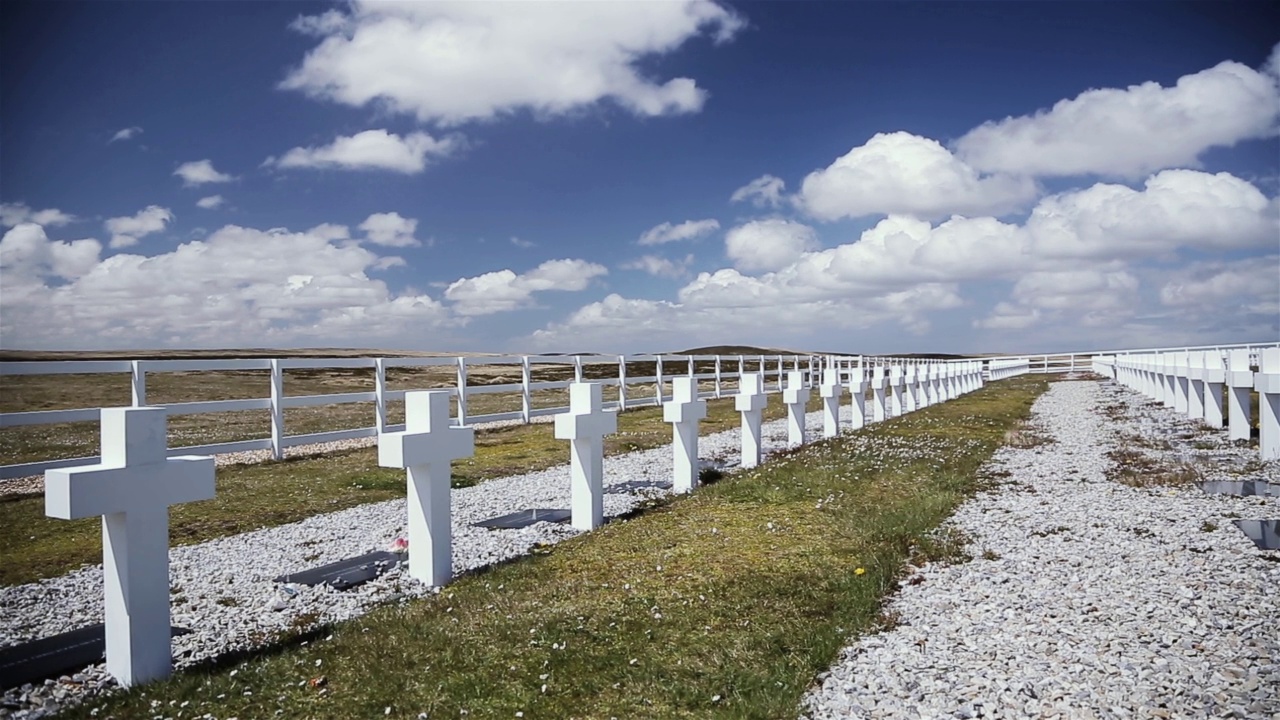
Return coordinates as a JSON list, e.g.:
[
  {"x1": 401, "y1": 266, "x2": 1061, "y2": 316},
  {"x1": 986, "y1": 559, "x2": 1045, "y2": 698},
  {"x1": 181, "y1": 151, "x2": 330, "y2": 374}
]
[
  {"x1": 3, "y1": 372, "x2": 1048, "y2": 719},
  {"x1": 0, "y1": 390, "x2": 818, "y2": 587}
]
